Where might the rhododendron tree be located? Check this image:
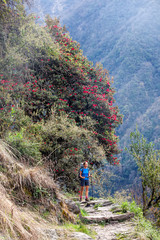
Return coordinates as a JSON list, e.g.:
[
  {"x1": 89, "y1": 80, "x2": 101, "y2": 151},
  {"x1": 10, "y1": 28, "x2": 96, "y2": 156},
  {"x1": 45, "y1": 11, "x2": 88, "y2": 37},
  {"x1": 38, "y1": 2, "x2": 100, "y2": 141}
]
[{"x1": 0, "y1": 15, "x2": 122, "y2": 190}]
